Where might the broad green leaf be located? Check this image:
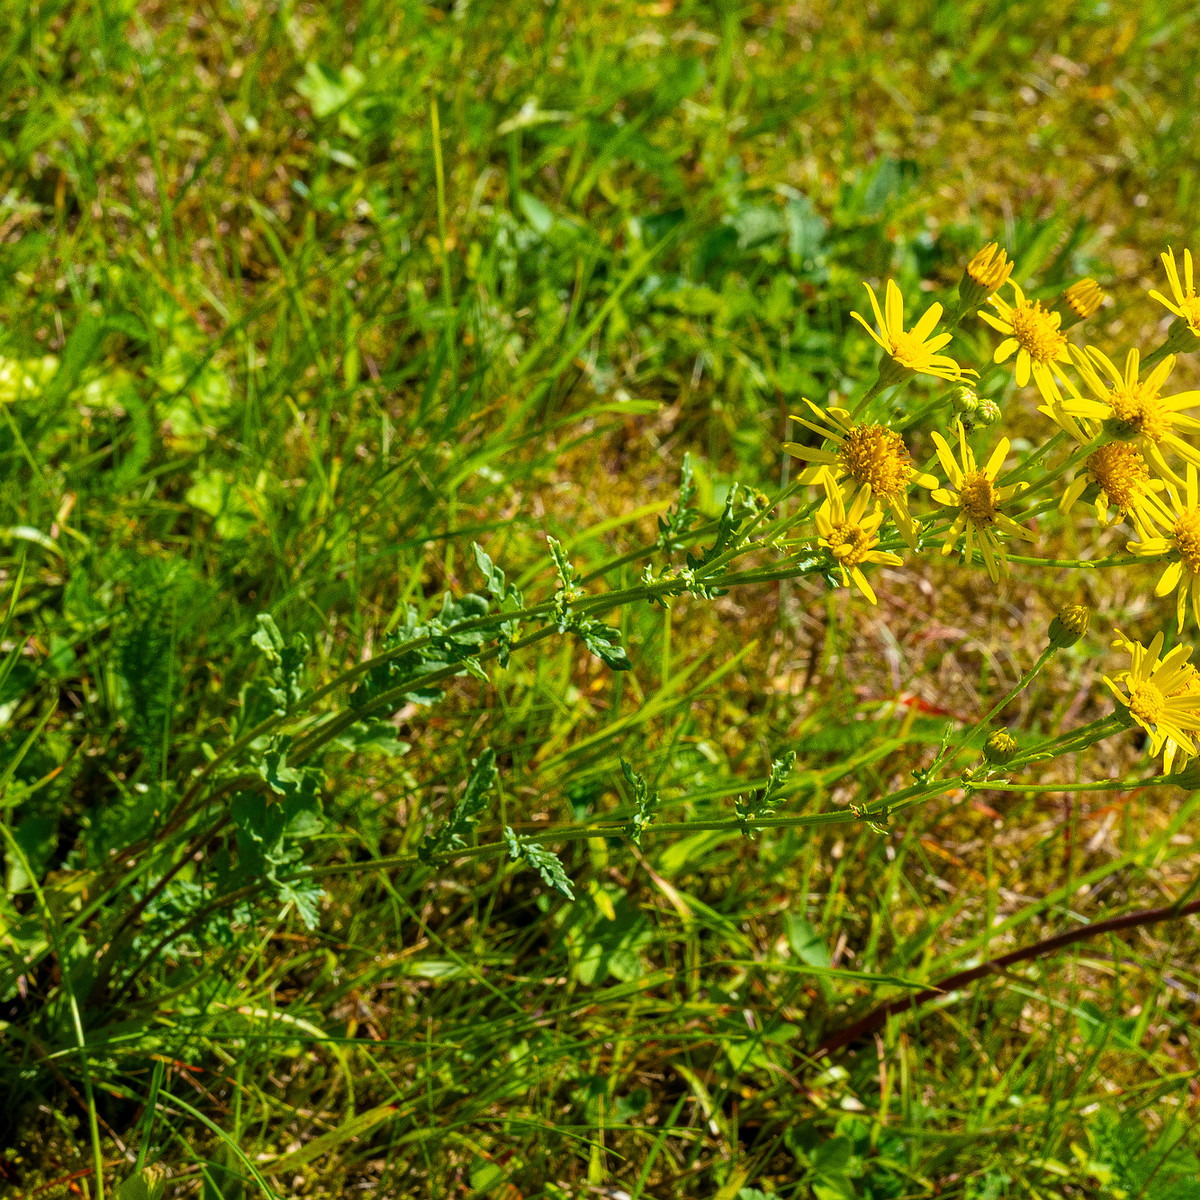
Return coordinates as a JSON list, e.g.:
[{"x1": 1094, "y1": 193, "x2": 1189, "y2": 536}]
[{"x1": 784, "y1": 914, "x2": 831, "y2": 969}]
